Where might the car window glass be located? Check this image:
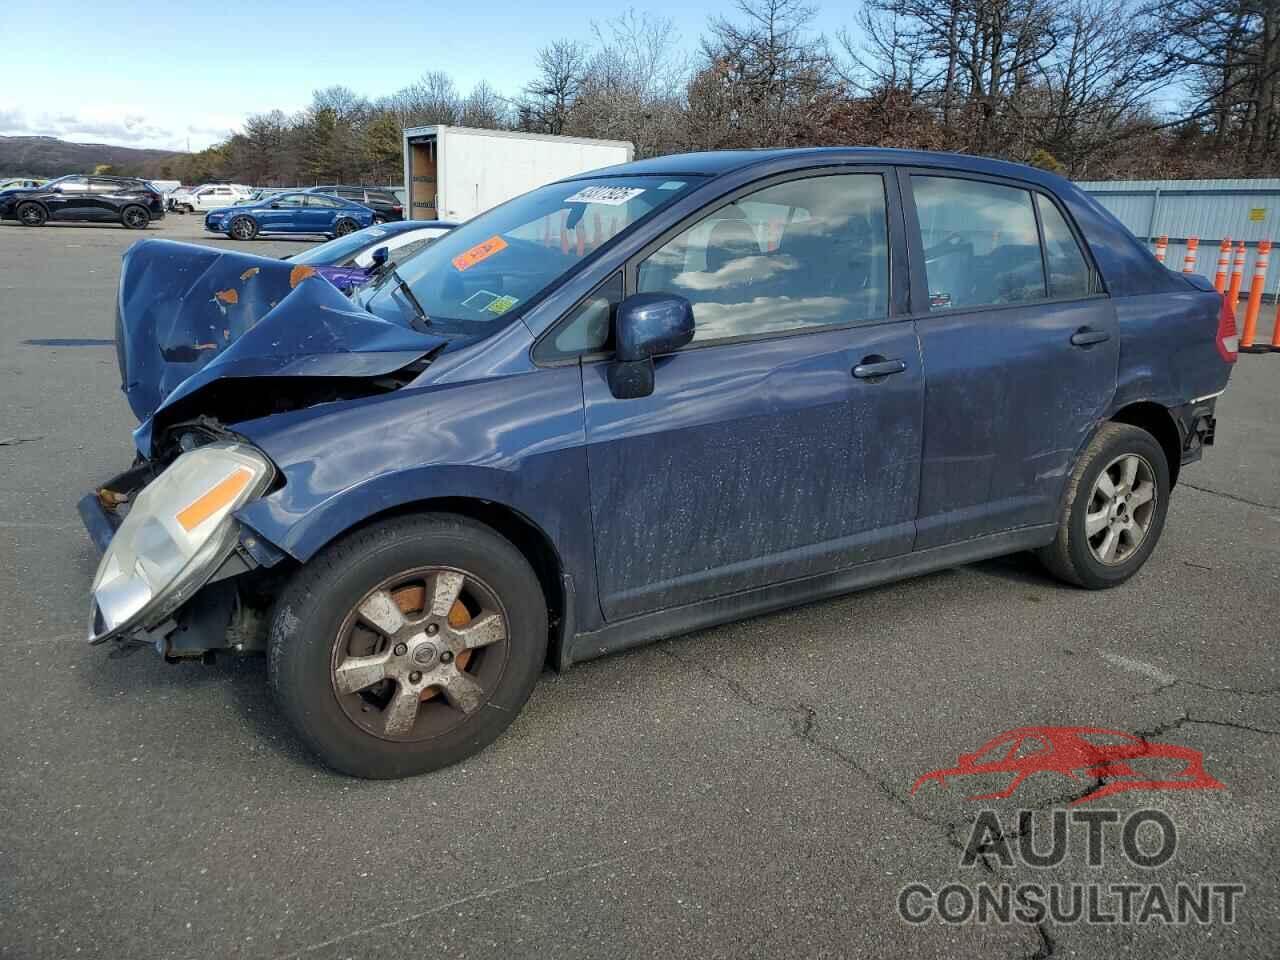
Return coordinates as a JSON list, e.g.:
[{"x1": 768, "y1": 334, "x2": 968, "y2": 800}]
[
  {"x1": 536, "y1": 273, "x2": 623, "y2": 362},
  {"x1": 637, "y1": 173, "x2": 889, "y2": 344},
  {"x1": 388, "y1": 236, "x2": 438, "y2": 263},
  {"x1": 59, "y1": 176, "x2": 89, "y2": 192},
  {"x1": 913, "y1": 176, "x2": 1046, "y2": 310},
  {"x1": 1036, "y1": 195, "x2": 1092, "y2": 298},
  {"x1": 369, "y1": 192, "x2": 397, "y2": 204},
  {"x1": 358, "y1": 175, "x2": 698, "y2": 337},
  {"x1": 274, "y1": 194, "x2": 305, "y2": 208},
  {"x1": 306, "y1": 195, "x2": 342, "y2": 208},
  {"x1": 89, "y1": 179, "x2": 119, "y2": 194}
]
